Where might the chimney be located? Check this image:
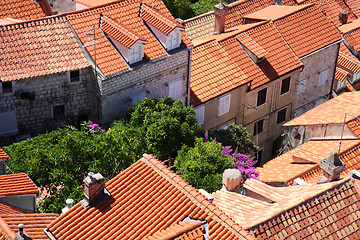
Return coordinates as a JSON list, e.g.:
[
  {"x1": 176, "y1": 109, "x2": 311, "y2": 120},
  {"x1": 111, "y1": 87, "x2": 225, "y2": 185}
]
[
  {"x1": 339, "y1": 10, "x2": 349, "y2": 25},
  {"x1": 222, "y1": 169, "x2": 241, "y2": 193},
  {"x1": 84, "y1": 172, "x2": 105, "y2": 204},
  {"x1": 319, "y1": 152, "x2": 345, "y2": 183},
  {"x1": 14, "y1": 224, "x2": 31, "y2": 240},
  {"x1": 61, "y1": 198, "x2": 74, "y2": 214},
  {"x1": 35, "y1": 0, "x2": 53, "y2": 16},
  {"x1": 214, "y1": 2, "x2": 229, "y2": 35}
]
